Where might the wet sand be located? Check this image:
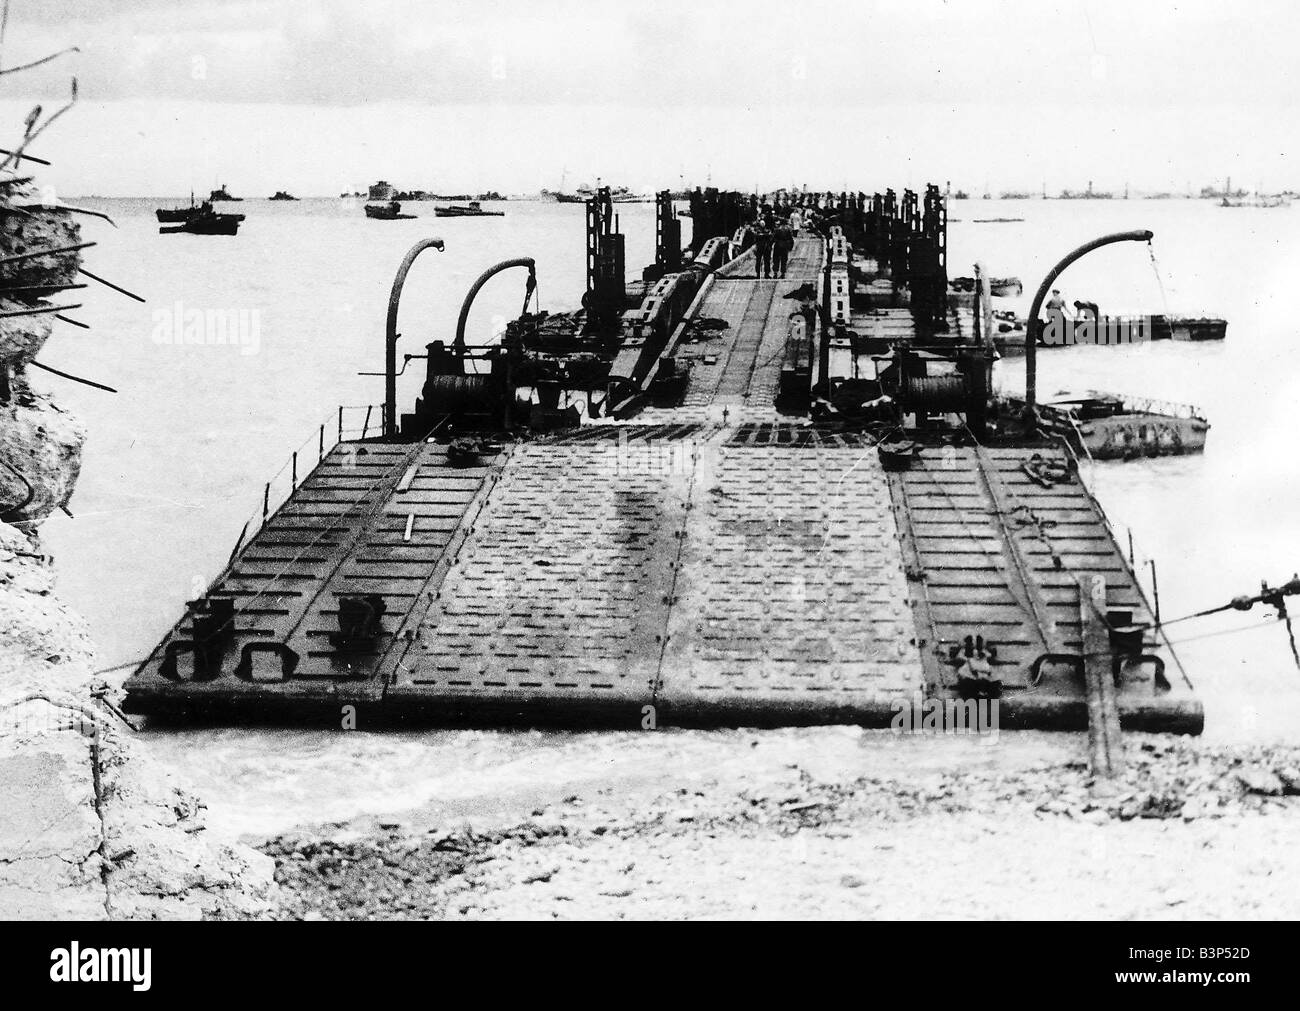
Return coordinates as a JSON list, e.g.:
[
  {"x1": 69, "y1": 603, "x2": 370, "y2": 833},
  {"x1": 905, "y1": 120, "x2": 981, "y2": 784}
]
[{"x1": 256, "y1": 731, "x2": 1300, "y2": 920}]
